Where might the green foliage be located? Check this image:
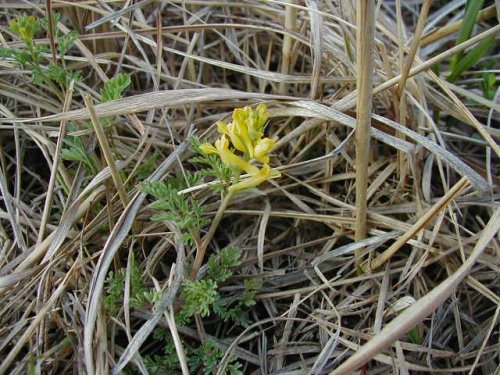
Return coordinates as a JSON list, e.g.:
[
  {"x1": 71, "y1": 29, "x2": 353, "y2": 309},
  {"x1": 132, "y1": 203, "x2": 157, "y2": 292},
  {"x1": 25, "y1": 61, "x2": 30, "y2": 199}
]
[
  {"x1": 190, "y1": 136, "x2": 233, "y2": 192},
  {"x1": 57, "y1": 31, "x2": 80, "y2": 55},
  {"x1": 179, "y1": 248, "x2": 261, "y2": 327},
  {"x1": 104, "y1": 254, "x2": 159, "y2": 314},
  {"x1": 46, "y1": 62, "x2": 82, "y2": 89},
  {"x1": 447, "y1": 1, "x2": 493, "y2": 83},
  {"x1": 450, "y1": 0, "x2": 484, "y2": 72},
  {"x1": 0, "y1": 41, "x2": 46, "y2": 81},
  {"x1": 212, "y1": 278, "x2": 262, "y2": 327},
  {"x1": 207, "y1": 246, "x2": 242, "y2": 282},
  {"x1": 241, "y1": 279, "x2": 261, "y2": 307},
  {"x1": 408, "y1": 327, "x2": 421, "y2": 345},
  {"x1": 40, "y1": 12, "x2": 79, "y2": 56},
  {"x1": 344, "y1": 33, "x2": 354, "y2": 63},
  {"x1": 95, "y1": 73, "x2": 132, "y2": 126},
  {"x1": 135, "y1": 151, "x2": 160, "y2": 180},
  {"x1": 447, "y1": 36, "x2": 495, "y2": 83},
  {"x1": 142, "y1": 330, "x2": 242, "y2": 375},
  {"x1": 143, "y1": 331, "x2": 182, "y2": 375},
  {"x1": 39, "y1": 13, "x2": 79, "y2": 55},
  {"x1": 104, "y1": 269, "x2": 126, "y2": 314},
  {"x1": 189, "y1": 340, "x2": 243, "y2": 375},
  {"x1": 181, "y1": 279, "x2": 219, "y2": 318},
  {"x1": 141, "y1": 173, "x2": 208, "y2": 244},
  {"x1": 101, "y1": 73, "x2": 132, "y2": 102},
  {"x1": 482, "y1": 71, "x2": 496, "y2": 101},
  {"x1": 1, "y1": 12, "x2": 80, "y2": 89},
  {"x1": 61, "y1": 124, "x2": 99, "y2": 175}
]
